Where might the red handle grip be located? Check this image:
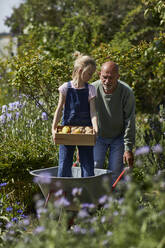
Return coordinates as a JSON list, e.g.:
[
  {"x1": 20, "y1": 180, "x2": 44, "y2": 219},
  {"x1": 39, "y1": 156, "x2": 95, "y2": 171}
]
[{"x1": 112, "y1": 167, "x2": 129, "y2": 188}]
